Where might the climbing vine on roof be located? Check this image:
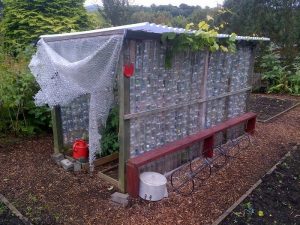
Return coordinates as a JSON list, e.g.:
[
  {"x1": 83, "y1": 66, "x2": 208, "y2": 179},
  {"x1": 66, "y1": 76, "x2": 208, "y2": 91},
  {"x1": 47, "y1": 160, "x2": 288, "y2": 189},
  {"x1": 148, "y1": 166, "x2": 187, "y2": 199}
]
[{"x1": 161, "y1": 21, "x2": 237, "y2": 68}]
